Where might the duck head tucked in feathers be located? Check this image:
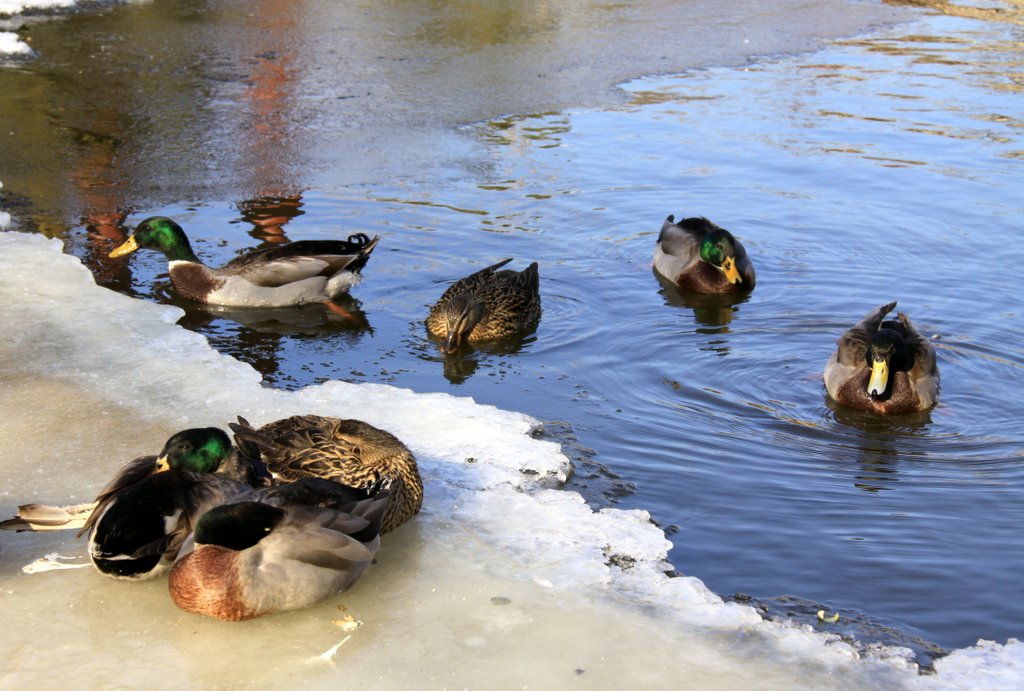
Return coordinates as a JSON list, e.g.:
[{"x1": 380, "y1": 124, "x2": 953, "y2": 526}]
[
  {"x1": 169, "y1": 477, "x2": 389, "y2": 621},
  {"x1": 230, "y1": 415, "x2": 422, "y2": 534}
]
